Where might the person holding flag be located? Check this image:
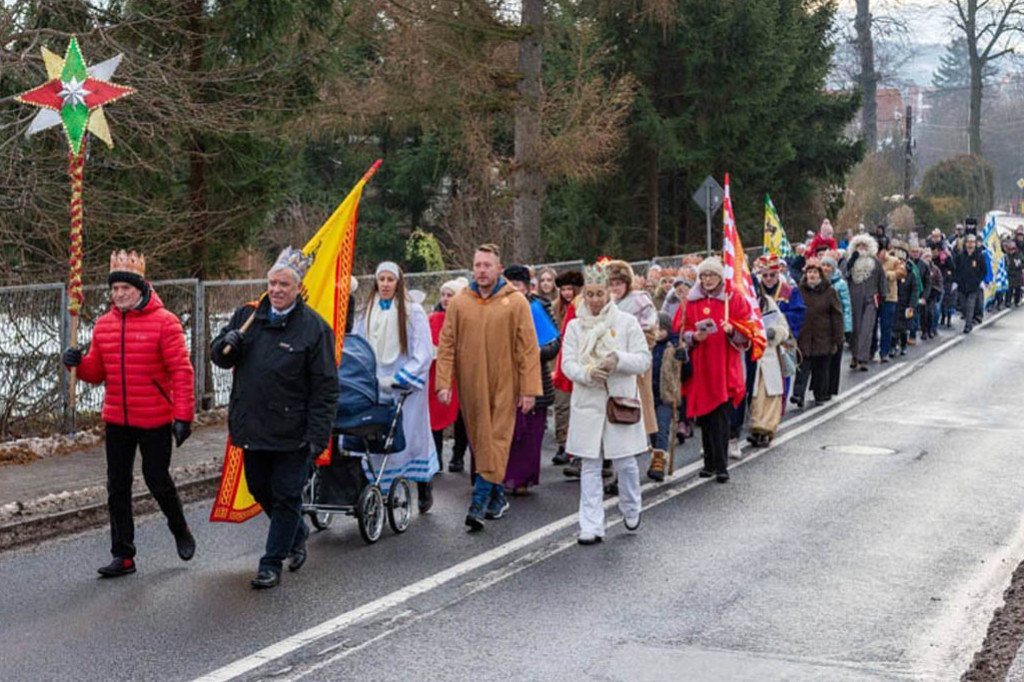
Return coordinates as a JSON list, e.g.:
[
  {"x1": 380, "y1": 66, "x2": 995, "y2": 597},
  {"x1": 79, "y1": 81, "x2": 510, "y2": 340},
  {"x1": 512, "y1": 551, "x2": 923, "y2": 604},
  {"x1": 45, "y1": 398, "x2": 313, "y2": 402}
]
[
  {"x1": 211, "y1": 247, "x2": 339, "y2": 590},
  {"x1": 682, "y1": 174, "x2": 764, "y2": 483}
]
